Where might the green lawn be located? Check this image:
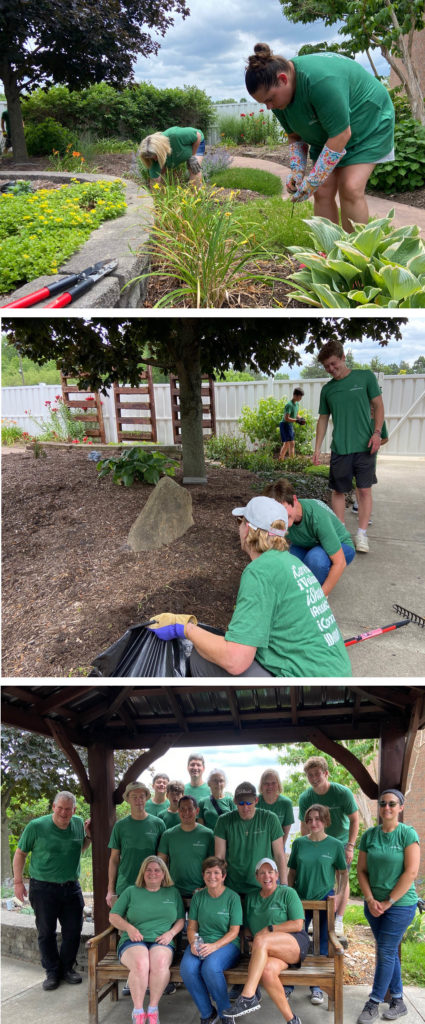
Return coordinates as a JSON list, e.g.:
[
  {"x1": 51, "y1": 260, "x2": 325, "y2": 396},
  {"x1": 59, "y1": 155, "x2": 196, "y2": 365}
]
[{"x1": 210, "y1": 167, "x2": 282, "y2": 196}]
